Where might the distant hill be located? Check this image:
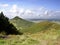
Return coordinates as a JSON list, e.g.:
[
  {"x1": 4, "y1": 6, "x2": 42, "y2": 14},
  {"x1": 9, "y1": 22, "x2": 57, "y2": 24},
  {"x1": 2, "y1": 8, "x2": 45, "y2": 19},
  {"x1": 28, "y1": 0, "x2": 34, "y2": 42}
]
[
  {"x1": 10, "y1": 16, "x2": 34, "y2": 31},
  {"x1": 28, "y1": 19, "x2": 60, "y2": 23},
  {"x1": 23, "y1": 21, "x2": 60, "y2": 34}
]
